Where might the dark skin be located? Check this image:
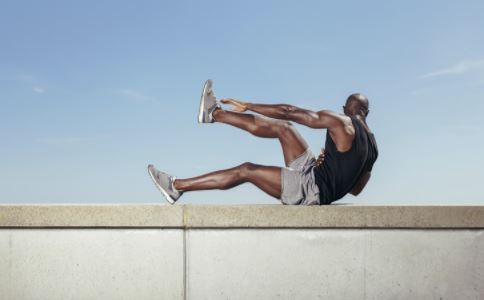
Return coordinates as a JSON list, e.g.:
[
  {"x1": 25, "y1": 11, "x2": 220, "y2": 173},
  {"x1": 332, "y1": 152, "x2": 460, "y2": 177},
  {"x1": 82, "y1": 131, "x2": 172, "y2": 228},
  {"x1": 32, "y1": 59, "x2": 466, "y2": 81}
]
[{"x1": 174, "y1": 93, "x2": 372, "y2": 201}]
